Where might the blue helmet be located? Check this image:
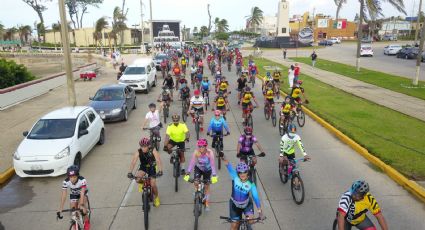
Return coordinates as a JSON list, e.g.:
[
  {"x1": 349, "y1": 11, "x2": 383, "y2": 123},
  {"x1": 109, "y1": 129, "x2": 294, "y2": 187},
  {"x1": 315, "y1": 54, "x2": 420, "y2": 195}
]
[
  {"x1": 288, "y1": 124, "x2": 297, "y2": 133},
  {"x1": 350, "y1": 180, "x2": 369, "y2": 194},
  {"x1": 266, "y1": 72, "x2": 271, "y2": 77},
  {"x1": 236, "y1": 162, "x2": 249, "y2": 173}
]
